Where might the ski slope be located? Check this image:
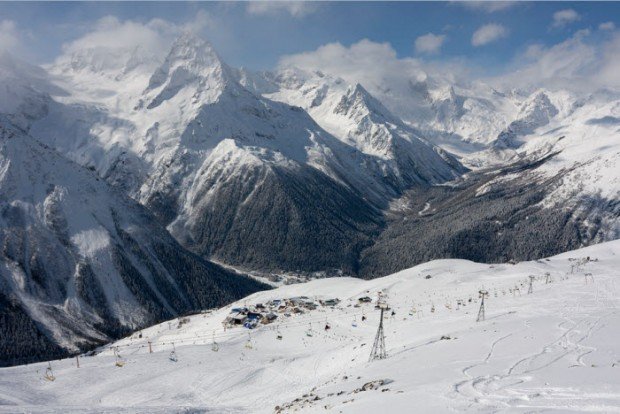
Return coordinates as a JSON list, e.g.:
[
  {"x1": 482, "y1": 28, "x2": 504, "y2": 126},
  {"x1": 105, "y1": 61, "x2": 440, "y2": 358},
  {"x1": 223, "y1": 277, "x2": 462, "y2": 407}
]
[{"x1": 1, "y1": 241, "x2": 619, "y2": 413}]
